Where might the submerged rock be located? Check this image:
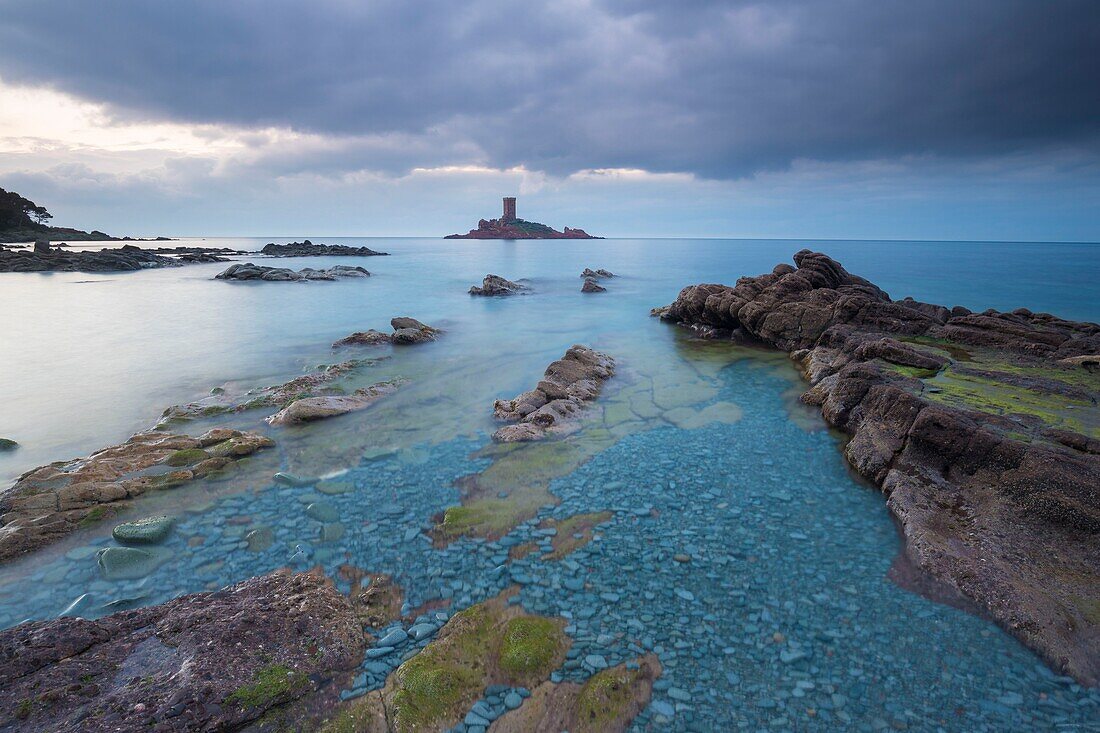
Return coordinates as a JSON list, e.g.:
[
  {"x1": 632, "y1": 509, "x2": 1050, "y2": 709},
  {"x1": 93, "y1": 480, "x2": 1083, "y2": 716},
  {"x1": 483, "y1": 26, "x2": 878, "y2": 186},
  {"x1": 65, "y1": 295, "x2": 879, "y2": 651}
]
[
  {"x1": 111, "y1": 515, "x2": 174, "y2": 545},
  {"x1": 215, "y1": 262, "x2": 370, "y2": 281},
  {"x1": 491, "y1": 655, "x2": 661, "y2": 733},
  {"x1": 493, "y1": 345, "x2": 615, "y2": 442},
  {"x1": 266, "y1": 379, "x2": 404, "y2": 426},
  {"x1": 334, "y1": 317, "x2": 441, "y2": 348},
  {"x1": 0, "y1": 429, "x2": 273, "y2": 563},
  {"x1": 0, "y1": 571, "x2": 363, "y2": 732},
  {"x1": 469, "y1": 274, "x2": 529, "y2": 296},
  {"x1": 158, "y1": 359, "x2": 376, "y2": 426},
  {"x1": 96, "y1": 545, "x2": 172, "y2": 580},
  {"x1": 260, "y1": 240, "x2": 389, "y2": 257},
  {"x1": 0, "y1": 438, "x2": 17, "y2": 451},
  {"x1": 658, "y1": 249, "x2": 1100, "y2": 685}
]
